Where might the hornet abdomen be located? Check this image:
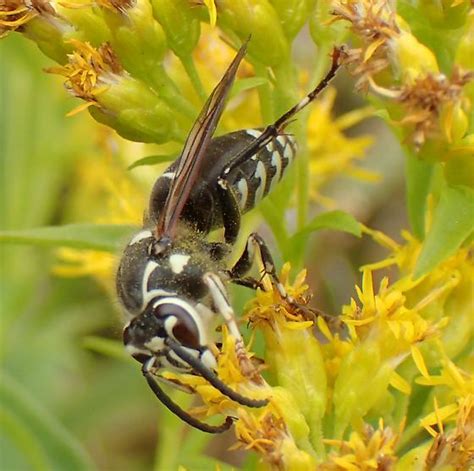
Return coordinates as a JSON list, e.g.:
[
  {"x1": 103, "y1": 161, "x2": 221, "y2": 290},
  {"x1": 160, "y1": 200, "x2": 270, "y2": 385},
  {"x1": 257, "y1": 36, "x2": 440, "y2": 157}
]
[{"x1": 148, "y1": 129, "x2": 296, "y2": 234}]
